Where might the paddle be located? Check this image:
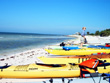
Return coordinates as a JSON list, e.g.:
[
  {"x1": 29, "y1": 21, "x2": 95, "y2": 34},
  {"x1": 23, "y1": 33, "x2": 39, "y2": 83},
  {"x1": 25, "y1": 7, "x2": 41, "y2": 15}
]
[
  {"x1": 69, "y1": 63, "x2": 79, "y2": 65},
  {"x1": 36, "y1": 63, "x2": 66, "y2": 67},
  {"x1": 0, "y1": 63, "x2": 11, "y2": 72},
  {"x1": 0, "y1": 63, "x2": 11, "y2": 69}
]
